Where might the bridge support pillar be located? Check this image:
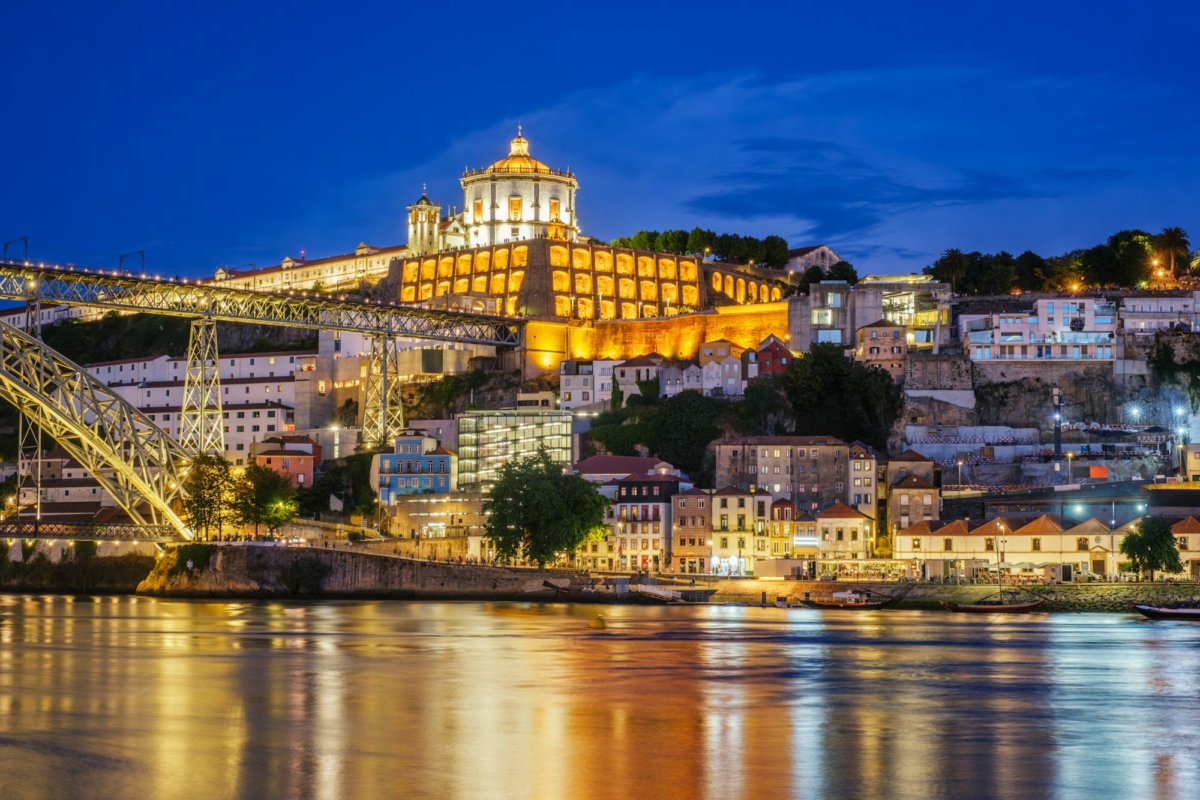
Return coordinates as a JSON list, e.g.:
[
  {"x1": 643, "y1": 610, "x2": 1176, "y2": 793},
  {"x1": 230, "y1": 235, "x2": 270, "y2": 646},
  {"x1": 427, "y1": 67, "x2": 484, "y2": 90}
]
[
  {"x1": 362, "y1": 333, "x2": 404, "y2": 451},
  {"x1": 180, "y1": 318, "x2": 224, "y2": 458}
]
